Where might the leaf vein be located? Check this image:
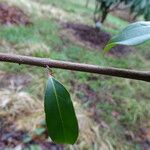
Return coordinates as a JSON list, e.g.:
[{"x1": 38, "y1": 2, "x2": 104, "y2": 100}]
[{"x1": 50, "y1": 77, "x2": 66, "y2": 142}]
